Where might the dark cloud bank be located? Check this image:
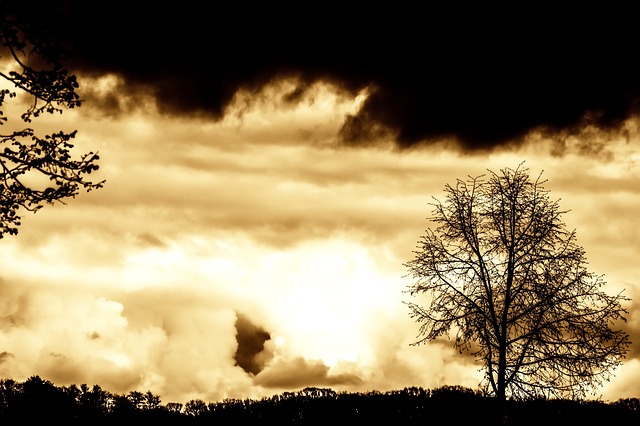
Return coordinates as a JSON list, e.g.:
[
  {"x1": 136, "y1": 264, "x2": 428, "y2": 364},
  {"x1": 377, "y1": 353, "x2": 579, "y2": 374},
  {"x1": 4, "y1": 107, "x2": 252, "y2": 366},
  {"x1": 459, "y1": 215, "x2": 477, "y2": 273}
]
[
  {"x1": 18, "y1": 2, "x2": 640, "y2": 151},
  {"x1": 233, "y1": 312, "x2": 271, "y2": 376}
]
